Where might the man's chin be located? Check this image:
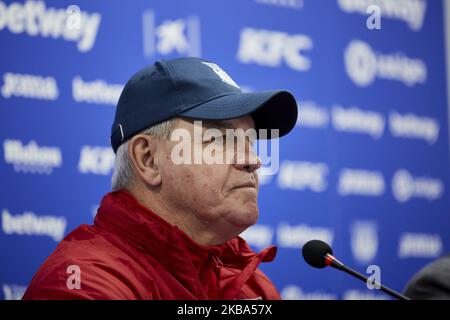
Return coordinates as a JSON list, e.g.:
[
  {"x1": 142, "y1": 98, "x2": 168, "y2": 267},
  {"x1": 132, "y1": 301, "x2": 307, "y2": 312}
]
[{"x1": 231, "y1": 208, "x2": 259, "y2": 230}]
